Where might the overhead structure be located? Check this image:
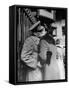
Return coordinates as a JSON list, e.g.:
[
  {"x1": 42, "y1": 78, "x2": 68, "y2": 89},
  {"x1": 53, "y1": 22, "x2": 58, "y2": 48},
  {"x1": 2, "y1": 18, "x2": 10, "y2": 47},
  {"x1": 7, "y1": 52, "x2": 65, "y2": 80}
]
[{"x1": 38, "y1": 9, "x2": 56, "y2": 22}]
